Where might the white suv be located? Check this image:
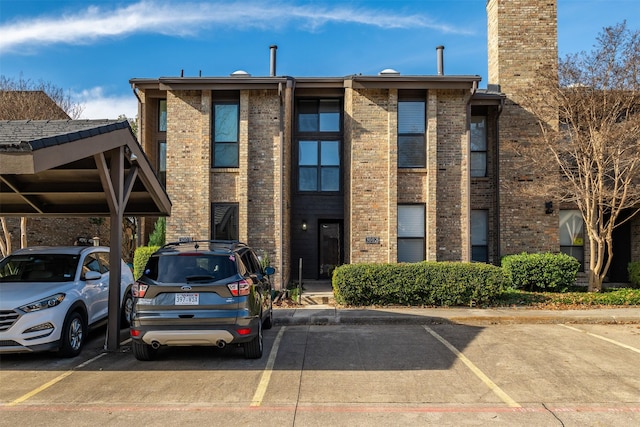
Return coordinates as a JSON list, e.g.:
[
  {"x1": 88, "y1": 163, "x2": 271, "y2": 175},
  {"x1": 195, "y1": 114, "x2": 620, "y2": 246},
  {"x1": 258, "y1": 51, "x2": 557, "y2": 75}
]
[{"x1": 0, "y1": 246, "x2": 134, "y2": 357}]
